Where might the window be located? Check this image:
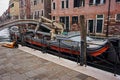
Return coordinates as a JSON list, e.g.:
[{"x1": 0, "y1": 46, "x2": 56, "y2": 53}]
[
  {"x1": 80, "y1": 0, "x2": 85, "y2": 6},
  {"x1": 53, "y1": 2, "x2": 55, "y2": 10},
  {"x1": 116, "y1": 14, "x2": 120, "y2": 21},
  {"x1": 38, "y1": 11, "x2": 40, "y2": 18},
  {"x1": 65, "y1": 17, "x2": 70, "y2": 31},
  {"x1": 89, "y1": 0, "x2": 106, "y2": 5},
  {"x1": 88, "y1": 20, "x2": 95, "y2": 33},
  {"x1": 60, "y1": 16, "x2": 70, "y2": 31},
  {"x1": 89, "y1": 0, "x2": 94, "y2": 5},
  {"x1": 61, "y1": 1, "x2": 64, "y2": 9},
  {"x1": 116, "y1": 0, "x2": 120, "y2": 2},
  {"x1": 66, "y1": 0, "x2": 69, "y2": 8},
  {"x1": 96, "y1": 15, "x2": 104, "y2": 33},
  {"x1": 96, "y1": 0, "x2": 100, "y2": 5},
  {"x1": 53, "y1": 16, "x2": 55, "y2": 20},
  {"x1": 34, "y1": 11, "x2": 40, "y2": 19},
  {"x1": 41, "y1": 10, "x2": 43, "y2": 16},
  {"x1": 96, "y1": 20, "x2": 103, "y2": 33},
  {"x1": 72, "y1": 16, "x2": 78, "y2": 24},
  {"x1": 97, "y1": 15, "x2": 103, "y2": 18},
  {"x1": 74, "y1": 0, "x2": 80, "y2": 7},
  {"x1": 60, "y1": 17, "x2": 65, "y2": 24},
  {"x1": 34, "y1": 0, "x2": 37, "y2": 5},
  {"x1": 11, "y1": 3, "x2": 14, "y2": 7},
  {"x1": 101, "y1": 0, "x2": 106, "y2": 4},
  {"x1": 10, "y1": 3, "x2": 14, "y2": 8},
  {"x1": 34, "y1": 11, "x2": 37, "y2": 18},
  {"x1": 61, "y1": 0, "x2": 69, "y2": 9},
  {"x1": 41, "y1": 0, "x2": 43, "y2": 3},
  {"x1": 74, "y1": 0, "x2": 85, "y2": 7}
]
